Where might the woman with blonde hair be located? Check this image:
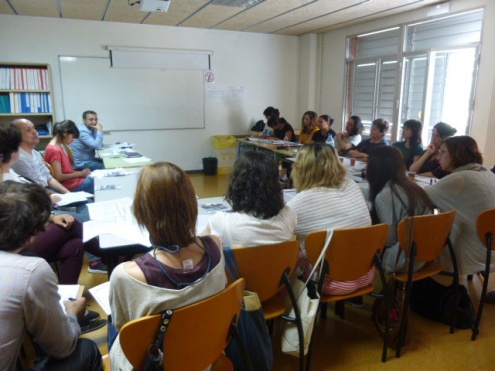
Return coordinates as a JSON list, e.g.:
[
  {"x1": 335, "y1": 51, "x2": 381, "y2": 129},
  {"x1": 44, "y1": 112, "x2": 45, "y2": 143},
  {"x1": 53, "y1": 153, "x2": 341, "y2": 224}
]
[
  {"x1": 298, "y1": 111, "x2": 319, "y2": 144},
  {"x1": 287, "y1": 143, "x2": 371, "y2": 296},
  {"x1": 109, "y1": 162, "x2": 227, "y2": 370}
]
